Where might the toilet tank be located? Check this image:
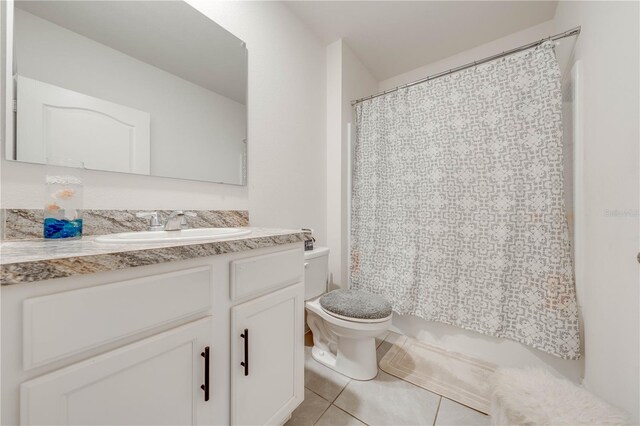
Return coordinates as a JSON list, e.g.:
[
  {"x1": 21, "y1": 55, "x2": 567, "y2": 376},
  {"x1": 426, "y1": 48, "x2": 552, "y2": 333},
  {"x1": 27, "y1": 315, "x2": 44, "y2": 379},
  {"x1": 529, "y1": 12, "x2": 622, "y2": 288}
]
[{"x1": 304, "y1": 246, "x2": 330, "y2": 300}]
